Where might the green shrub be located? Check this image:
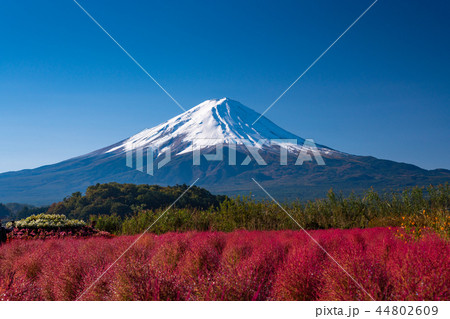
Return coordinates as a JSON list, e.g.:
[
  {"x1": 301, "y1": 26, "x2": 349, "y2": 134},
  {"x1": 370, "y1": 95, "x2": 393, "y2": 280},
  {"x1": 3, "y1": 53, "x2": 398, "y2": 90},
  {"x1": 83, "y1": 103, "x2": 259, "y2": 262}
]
[{"x1": 90, "y1": 214, "x2": 122, "y2": 234}]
